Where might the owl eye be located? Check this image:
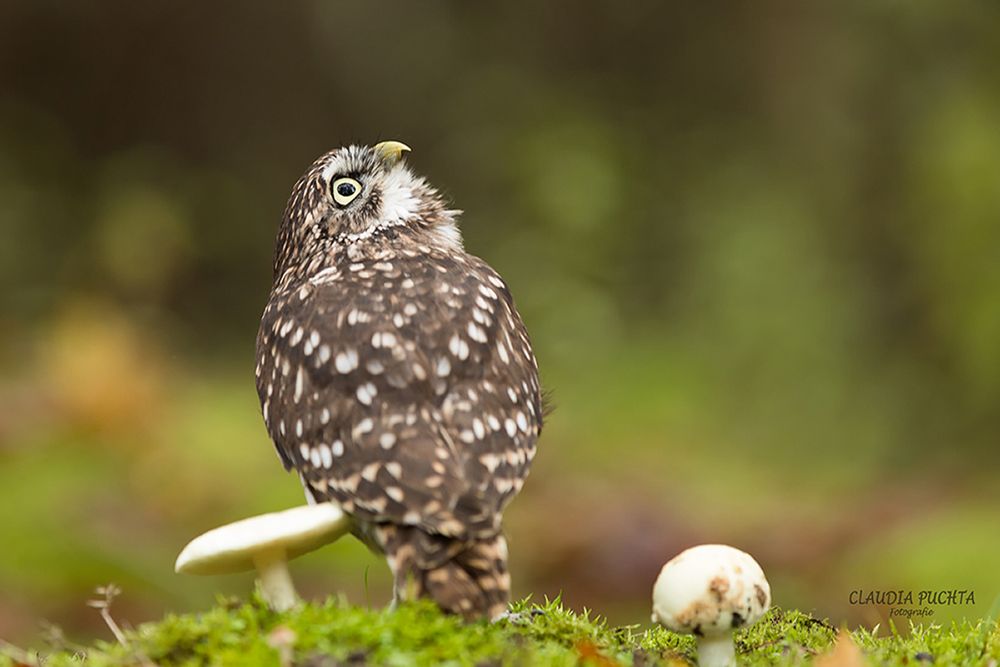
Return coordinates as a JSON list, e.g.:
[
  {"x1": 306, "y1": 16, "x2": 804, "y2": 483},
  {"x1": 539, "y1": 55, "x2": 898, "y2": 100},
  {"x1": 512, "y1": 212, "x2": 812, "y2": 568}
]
[{"x1": 331, "y1": 177, "x2": 362, "y2": 206}]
